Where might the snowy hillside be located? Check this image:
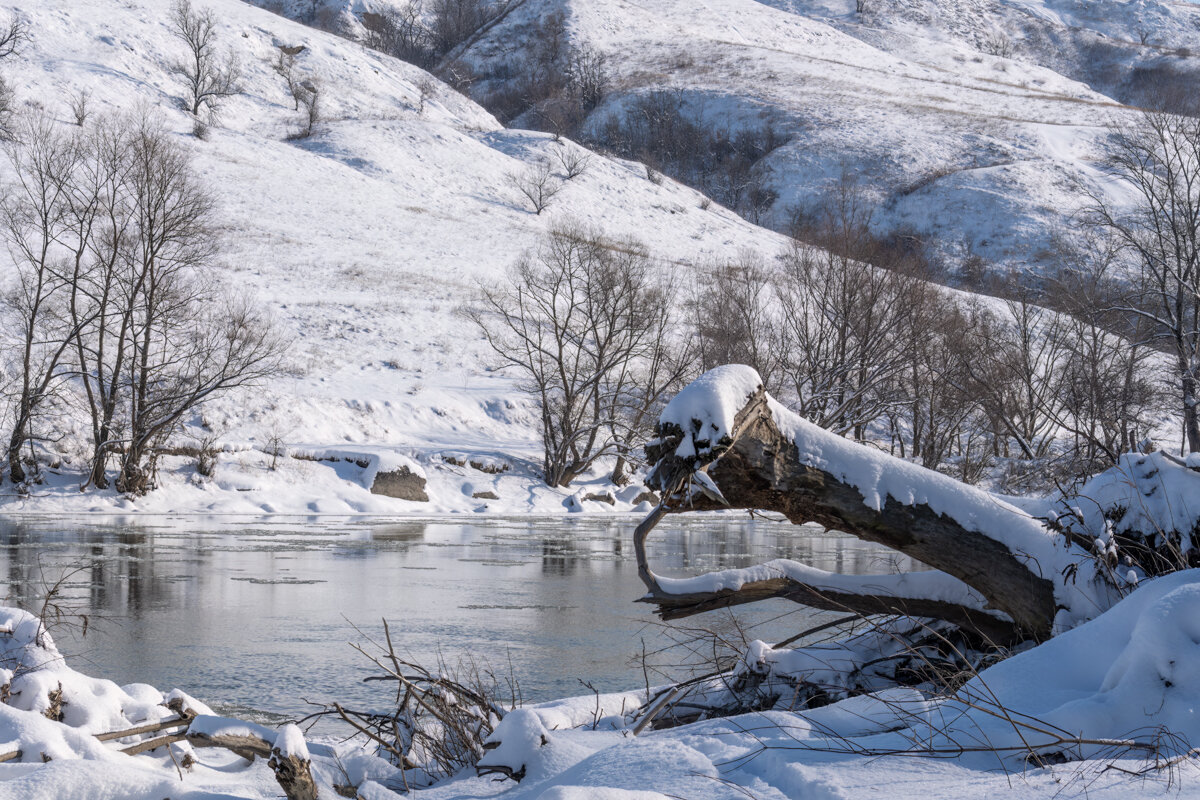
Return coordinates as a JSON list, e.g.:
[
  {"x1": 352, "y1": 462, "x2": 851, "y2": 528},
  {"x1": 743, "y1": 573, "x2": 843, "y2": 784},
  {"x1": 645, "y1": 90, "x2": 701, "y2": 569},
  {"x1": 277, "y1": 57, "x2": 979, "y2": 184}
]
[
  {"x1": 448, "y1": 0, "x2": 1200, "y2": 272},
  {"x1": 0, "y1": 0, "x2": 790, "y2": 514}
]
